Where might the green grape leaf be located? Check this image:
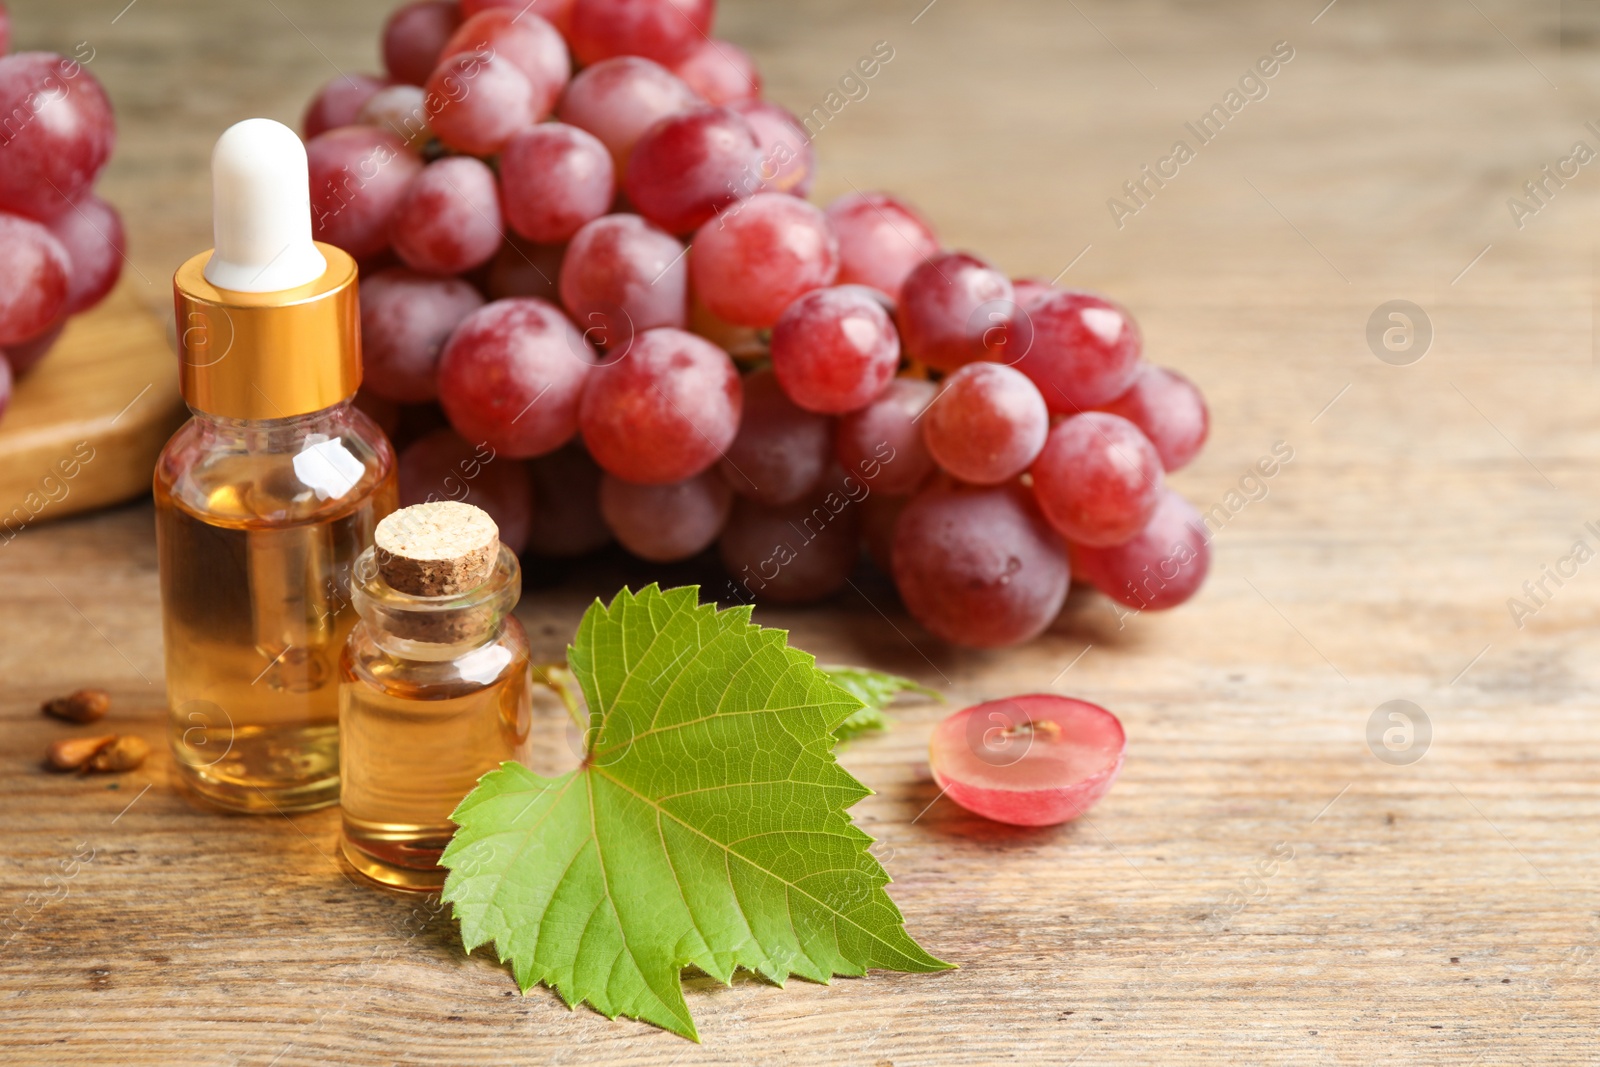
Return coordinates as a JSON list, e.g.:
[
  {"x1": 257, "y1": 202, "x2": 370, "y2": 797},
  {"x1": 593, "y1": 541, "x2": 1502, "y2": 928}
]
[
  {"x1": 823, "y1": 666, "x2": 943, "y2": 743},
  {"x1": 440, "y1": 585, "x2": 951, "y2": 1041}
]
